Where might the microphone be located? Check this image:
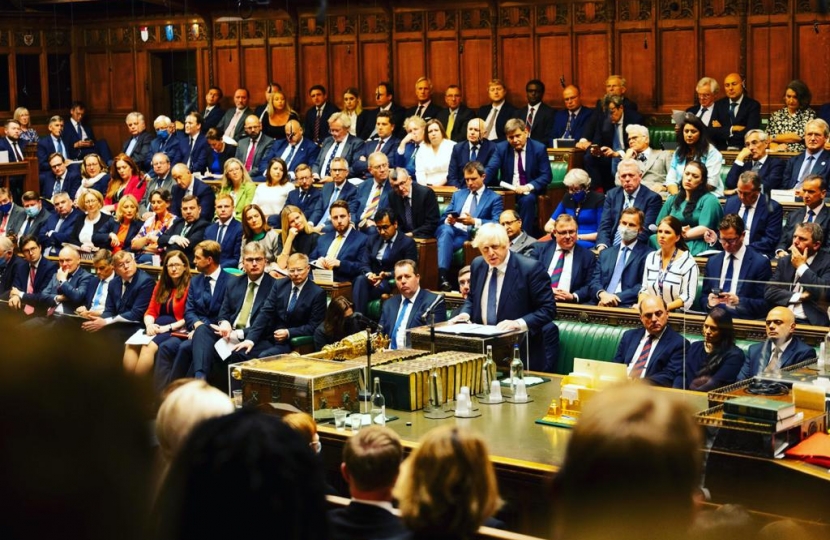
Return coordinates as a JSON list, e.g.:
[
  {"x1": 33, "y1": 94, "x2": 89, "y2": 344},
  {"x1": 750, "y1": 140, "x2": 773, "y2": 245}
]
[
  {"x1": 422, "y1": 293, "x2": 445, "y2": 317},
  {"x1": 350, "y1": 312, "x2": 381, "y2": 332}
]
